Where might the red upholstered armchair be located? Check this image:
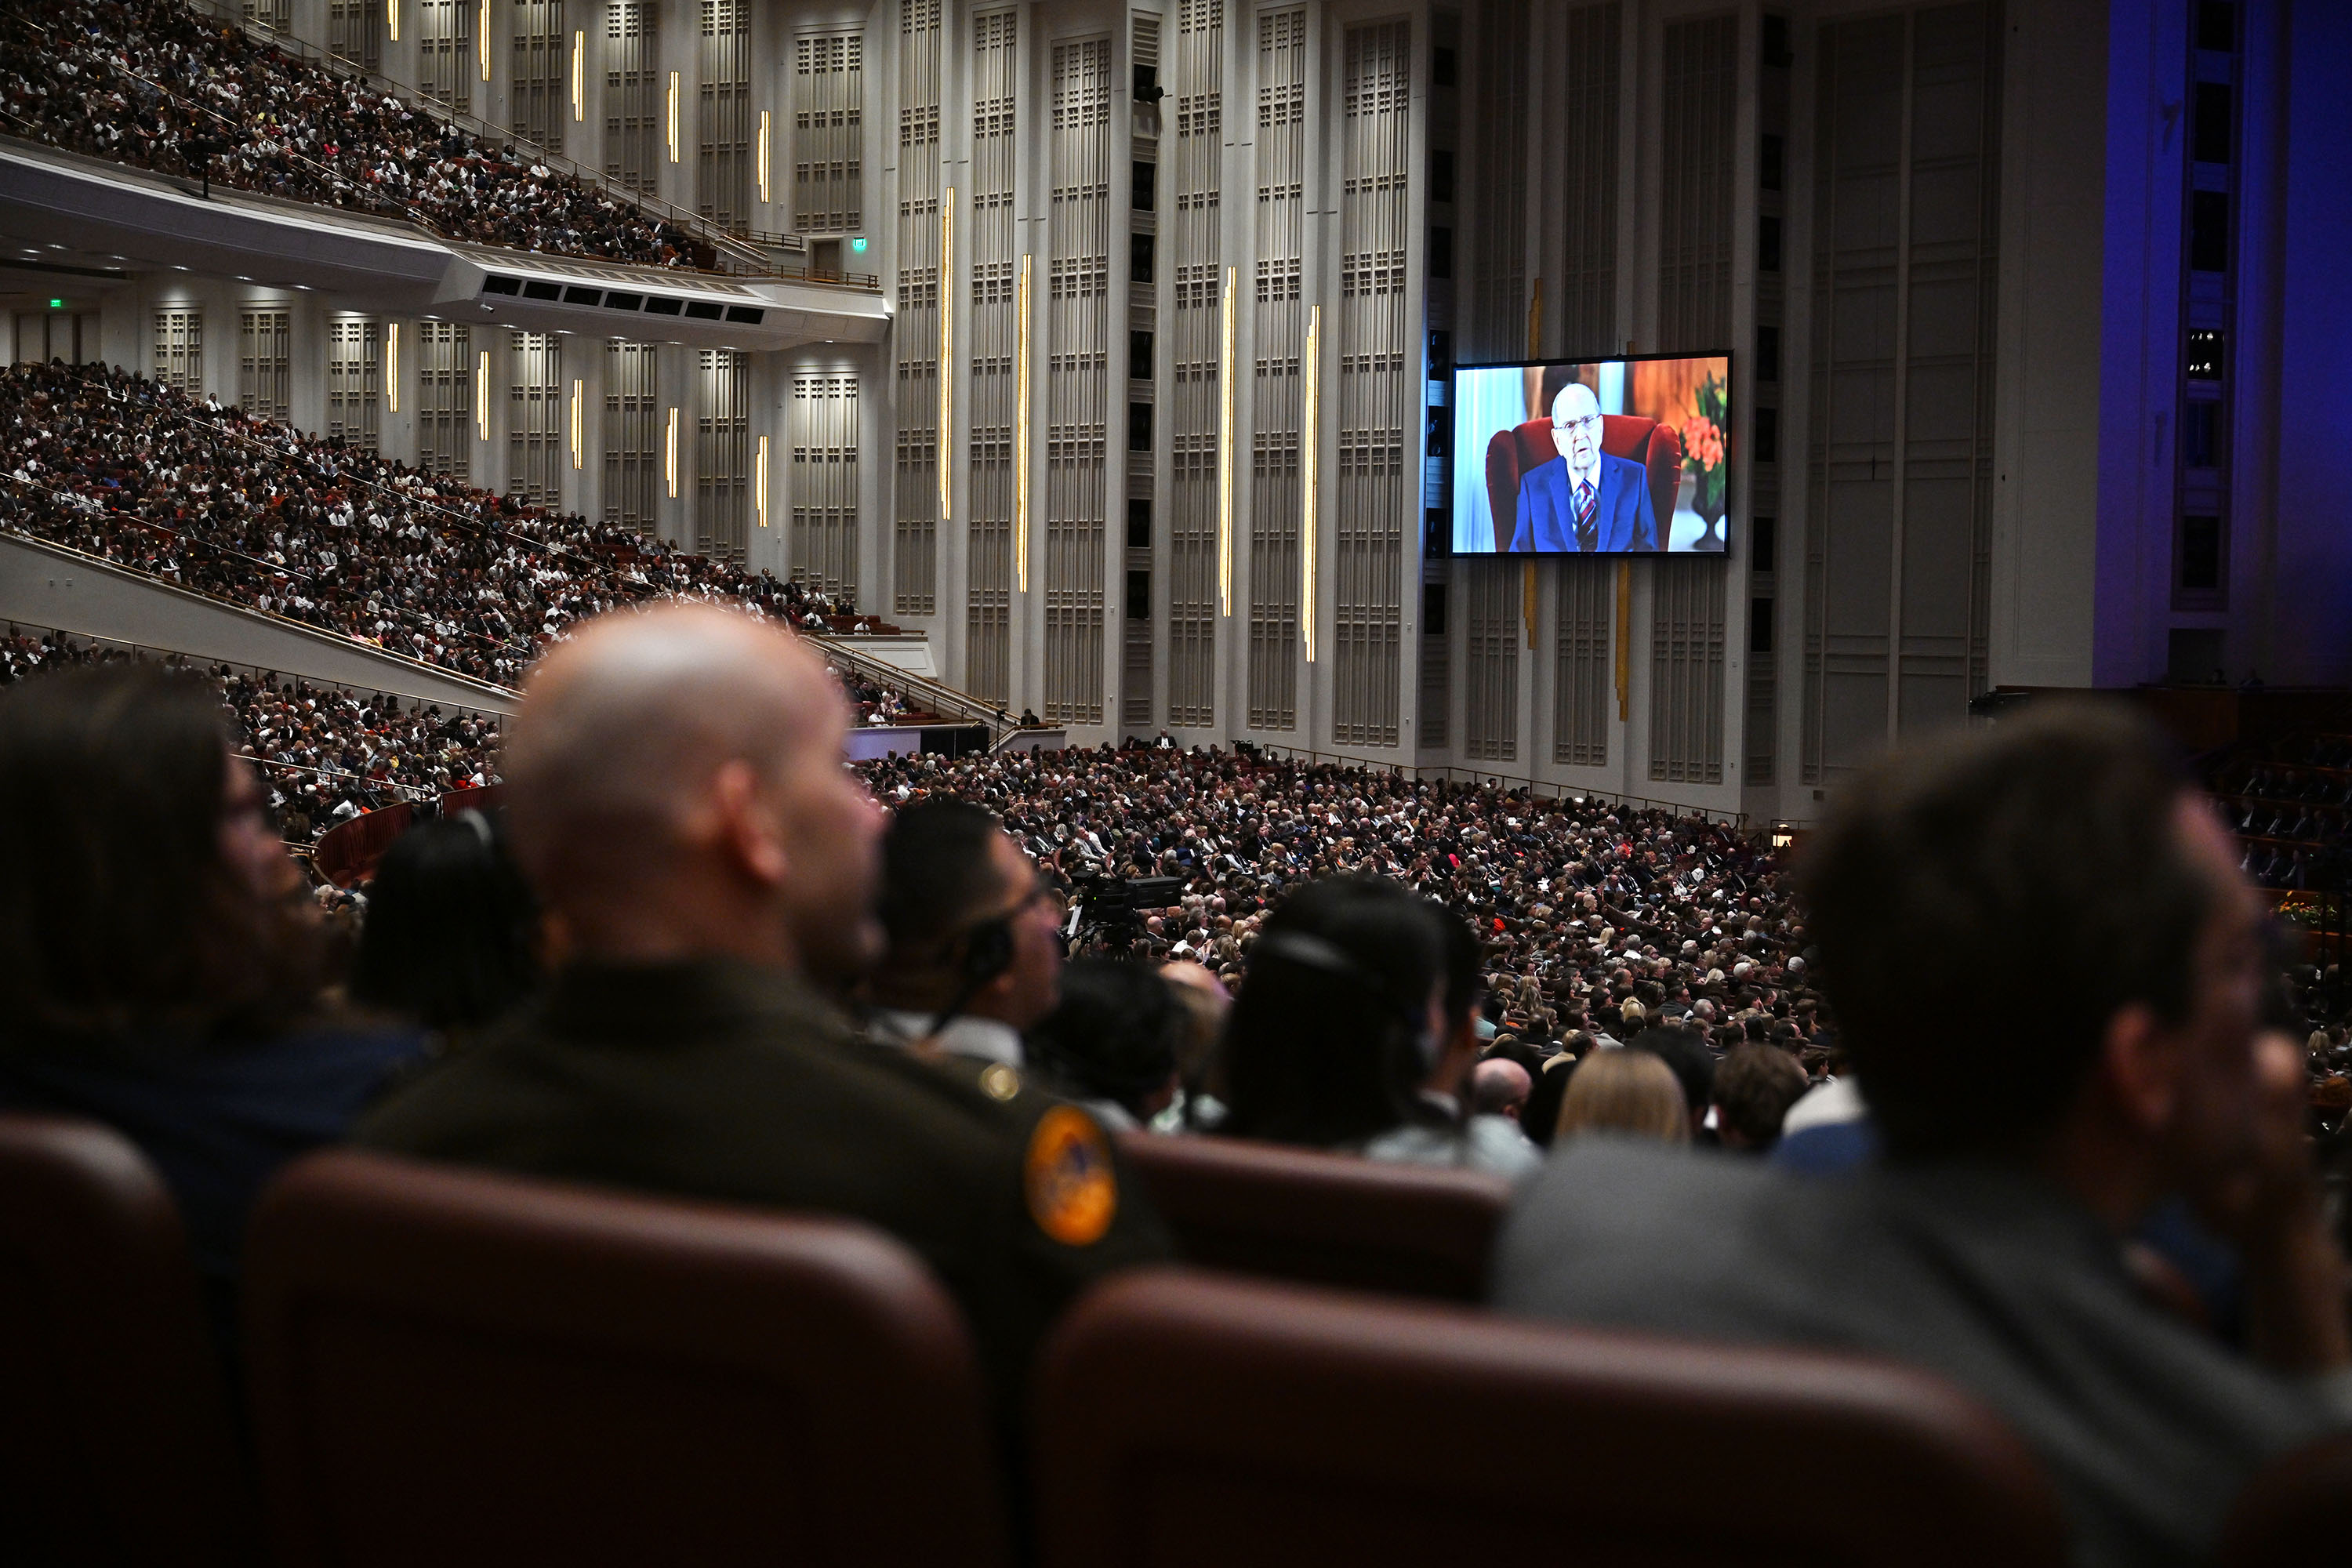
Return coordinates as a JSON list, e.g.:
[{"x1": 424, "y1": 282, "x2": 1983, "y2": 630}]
[{"x1": 1483, "y1": 416, "x2": 1682, "y2": 553}]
